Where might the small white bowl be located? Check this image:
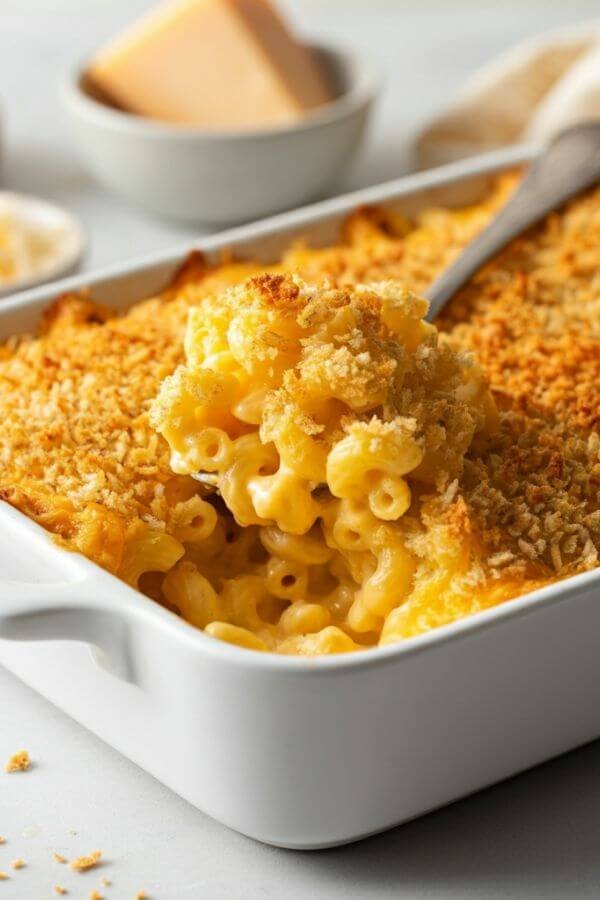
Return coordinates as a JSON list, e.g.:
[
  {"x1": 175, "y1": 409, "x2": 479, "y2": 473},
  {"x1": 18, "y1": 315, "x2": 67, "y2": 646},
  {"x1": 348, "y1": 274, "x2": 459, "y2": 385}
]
[
  {"x1": 61, "y1": 44, "x2": 380, "y2": 225},
  {"x1": 0, "y1": 192, "x2": 85, "y2": 298}
]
